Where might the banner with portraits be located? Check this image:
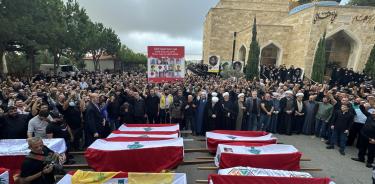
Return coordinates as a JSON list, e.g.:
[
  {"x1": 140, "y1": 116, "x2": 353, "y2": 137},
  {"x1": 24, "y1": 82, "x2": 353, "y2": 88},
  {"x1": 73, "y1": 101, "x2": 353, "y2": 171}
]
[
  {"x1": 208, "y1": 55, "x2": 220, "y2": 73},
  {"x1": 147, "y1": 46, "x2": 185, "y2": 83}
]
